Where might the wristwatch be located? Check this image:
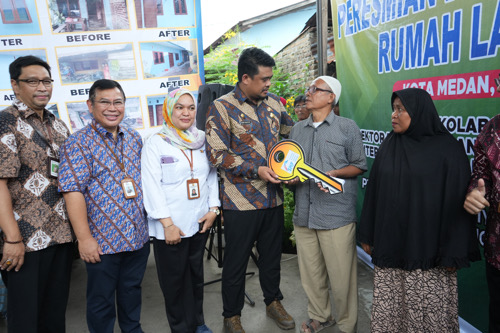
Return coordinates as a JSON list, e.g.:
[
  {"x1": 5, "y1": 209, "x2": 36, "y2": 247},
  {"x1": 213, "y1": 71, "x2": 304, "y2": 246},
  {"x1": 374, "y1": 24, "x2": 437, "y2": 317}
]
[
  {"x1": 209, "y1": 208, "x2": 220, "y2": 215},
  {"x1": 251, "y1": 166, "x2": 259, "y2": 179}
]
